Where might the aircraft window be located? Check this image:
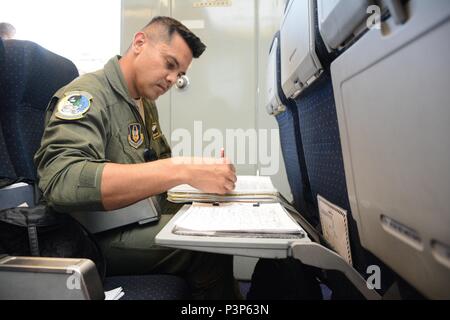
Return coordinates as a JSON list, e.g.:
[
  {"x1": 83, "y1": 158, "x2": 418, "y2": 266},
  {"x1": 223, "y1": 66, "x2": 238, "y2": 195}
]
[{"x1": 0, "y1": 0, "x2": 120, "y2": 75}]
